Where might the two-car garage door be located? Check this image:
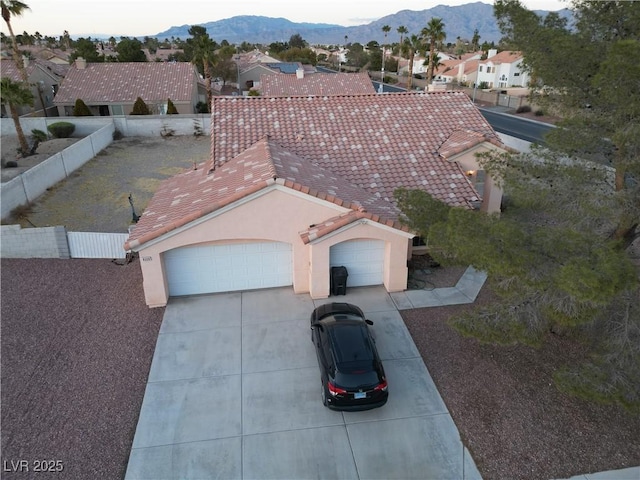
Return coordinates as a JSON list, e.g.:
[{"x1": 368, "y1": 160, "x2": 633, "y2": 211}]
[{"x1": 164, "y1": 241, "x2": 292, "y2": 296}]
